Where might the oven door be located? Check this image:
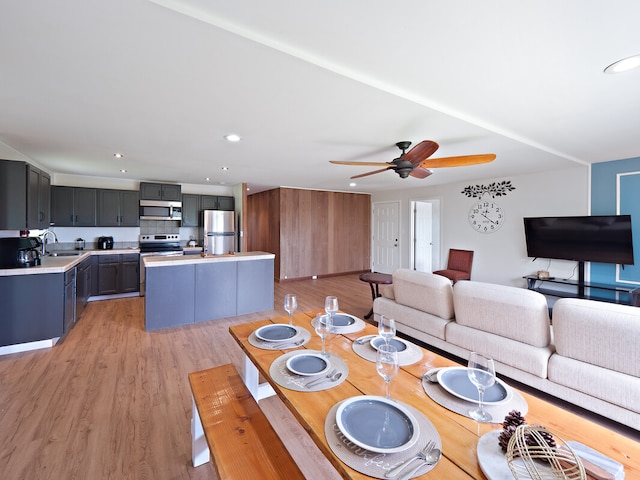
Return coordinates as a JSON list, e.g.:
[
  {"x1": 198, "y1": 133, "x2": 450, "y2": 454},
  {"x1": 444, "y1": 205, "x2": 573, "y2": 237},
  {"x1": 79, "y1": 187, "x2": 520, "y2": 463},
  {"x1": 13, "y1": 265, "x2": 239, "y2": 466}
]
[{"x1": 139, "y1": 250, "x2": 184, "y2": 296}]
